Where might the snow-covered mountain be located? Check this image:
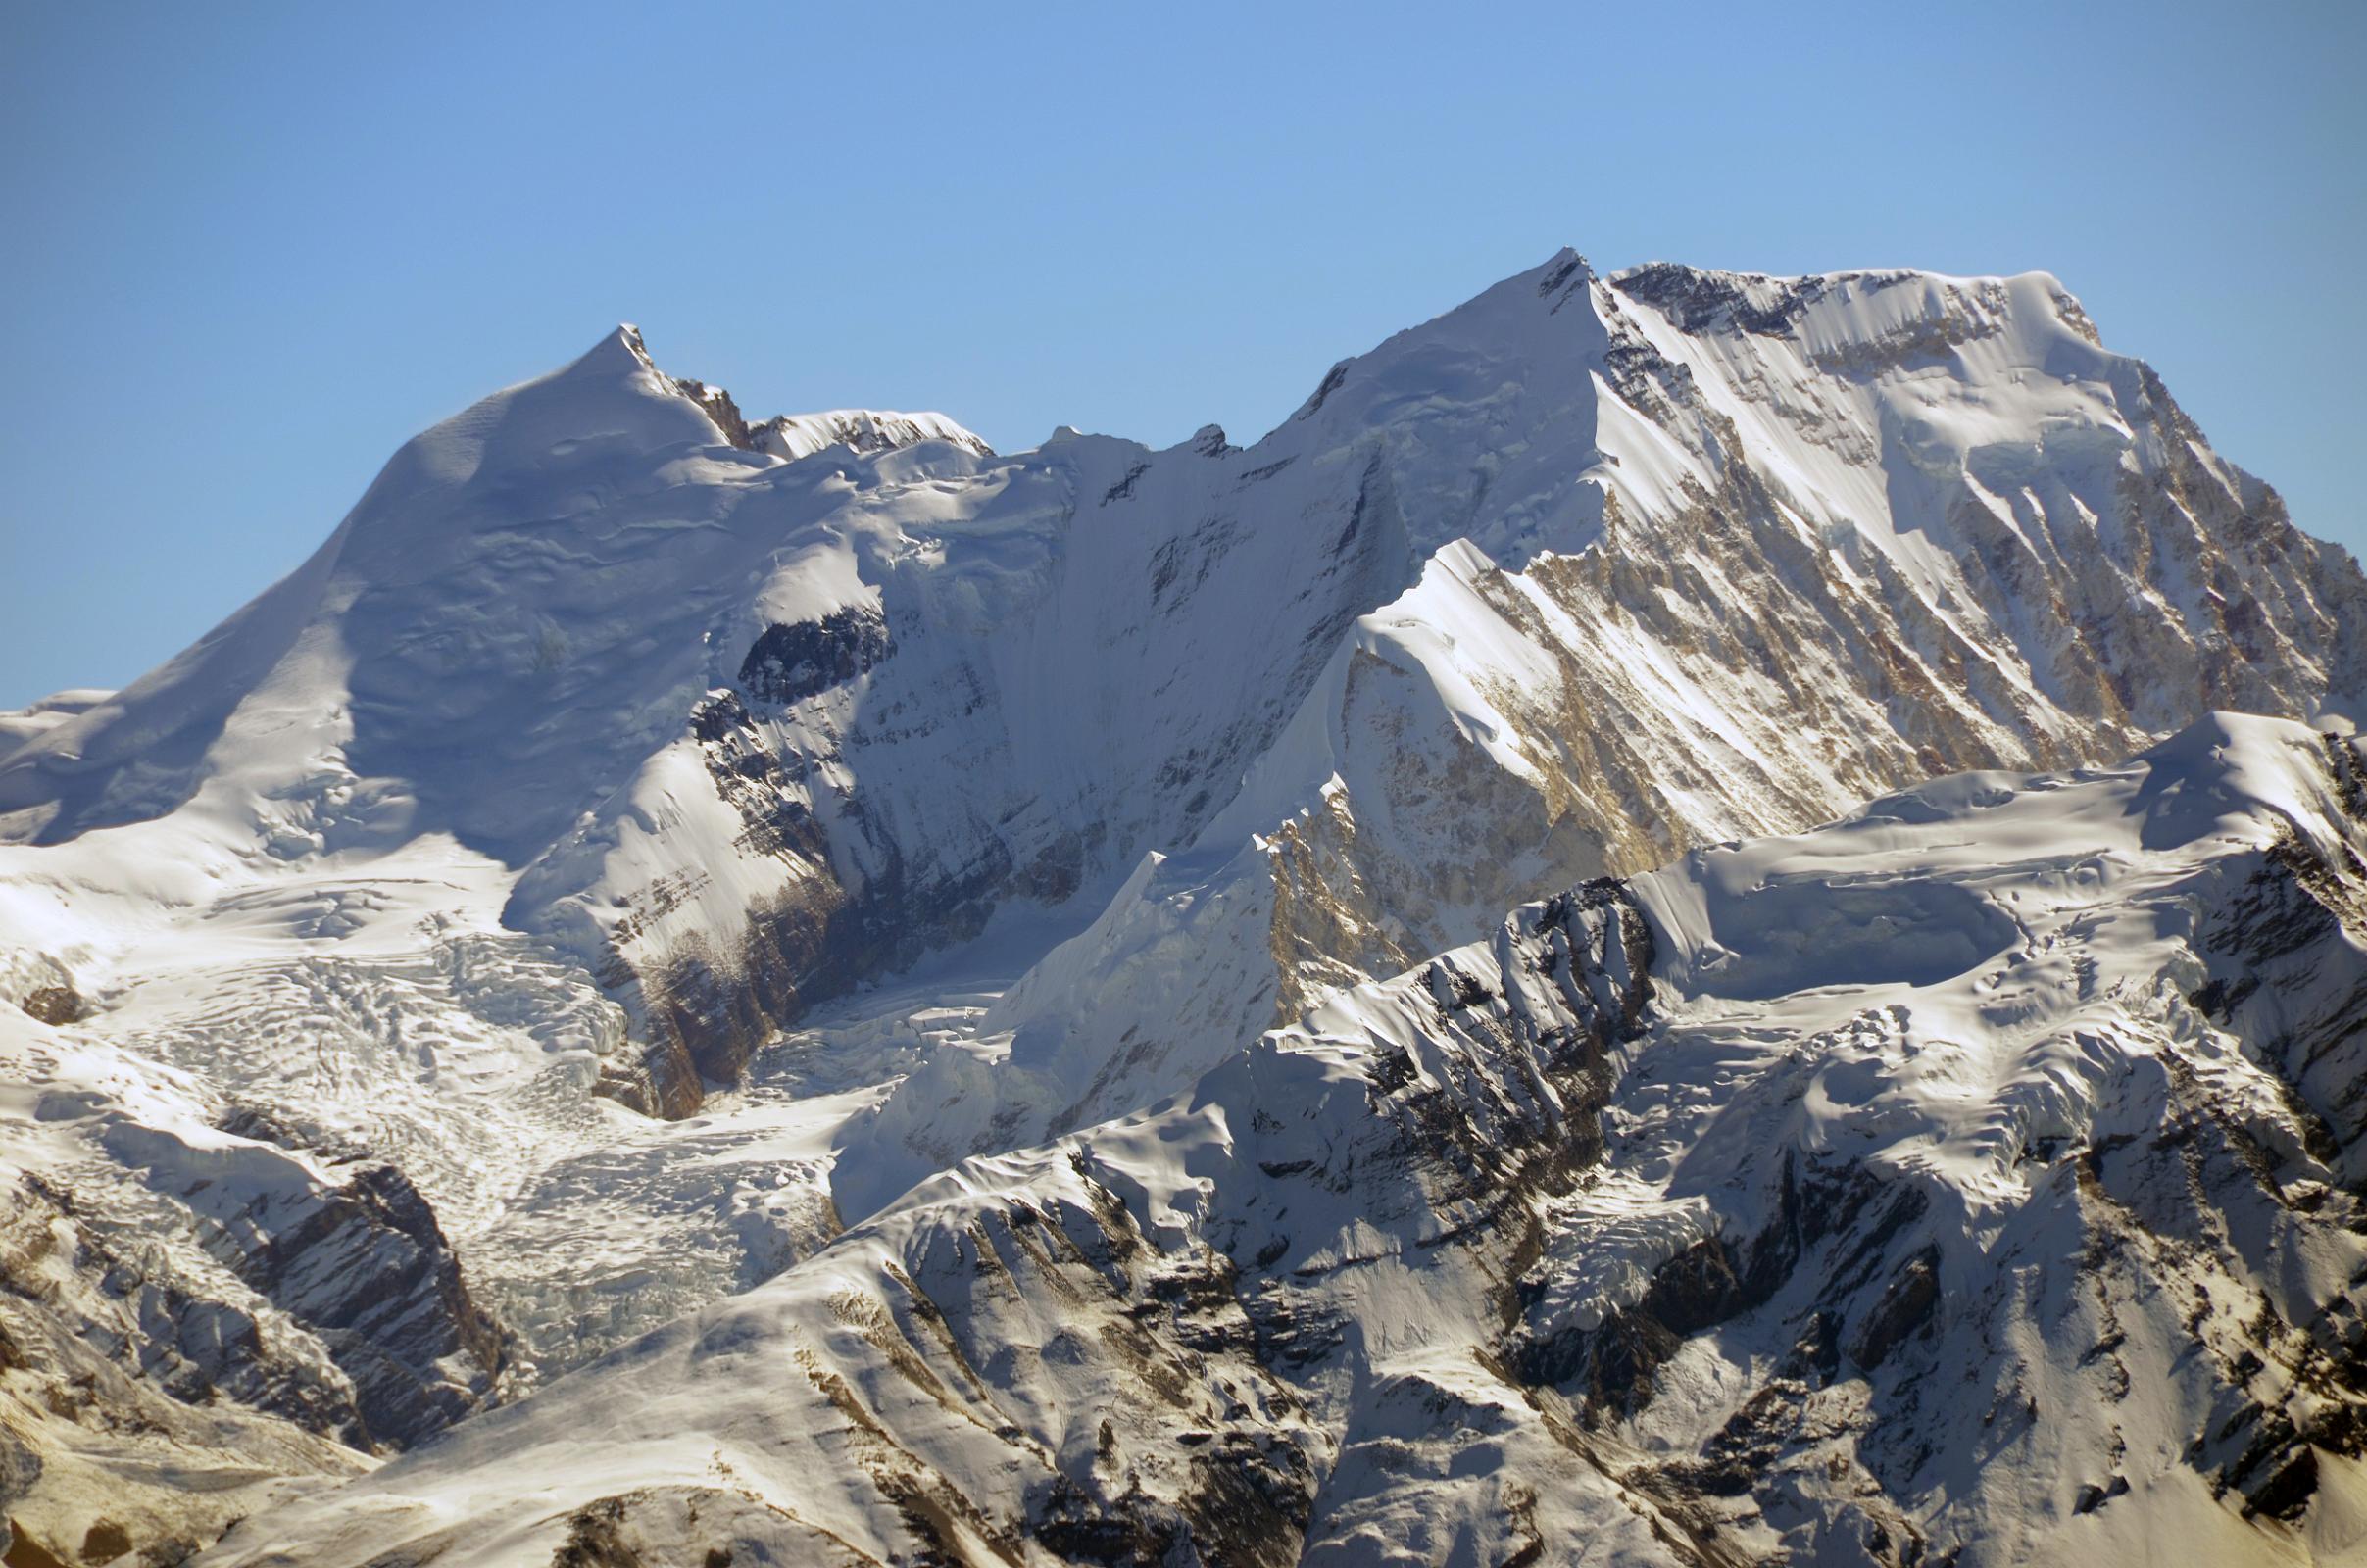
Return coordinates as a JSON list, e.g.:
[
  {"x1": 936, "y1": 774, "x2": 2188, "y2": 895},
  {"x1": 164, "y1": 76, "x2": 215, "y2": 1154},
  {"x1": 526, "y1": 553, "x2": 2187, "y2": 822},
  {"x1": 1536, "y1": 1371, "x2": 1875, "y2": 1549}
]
[
  {"x1": 1, "y1": 249, "x2": 2362, "y2": 1564},
  {"x1": 197, "y1": 713, "x2": 2367, "y2": 1566}
]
